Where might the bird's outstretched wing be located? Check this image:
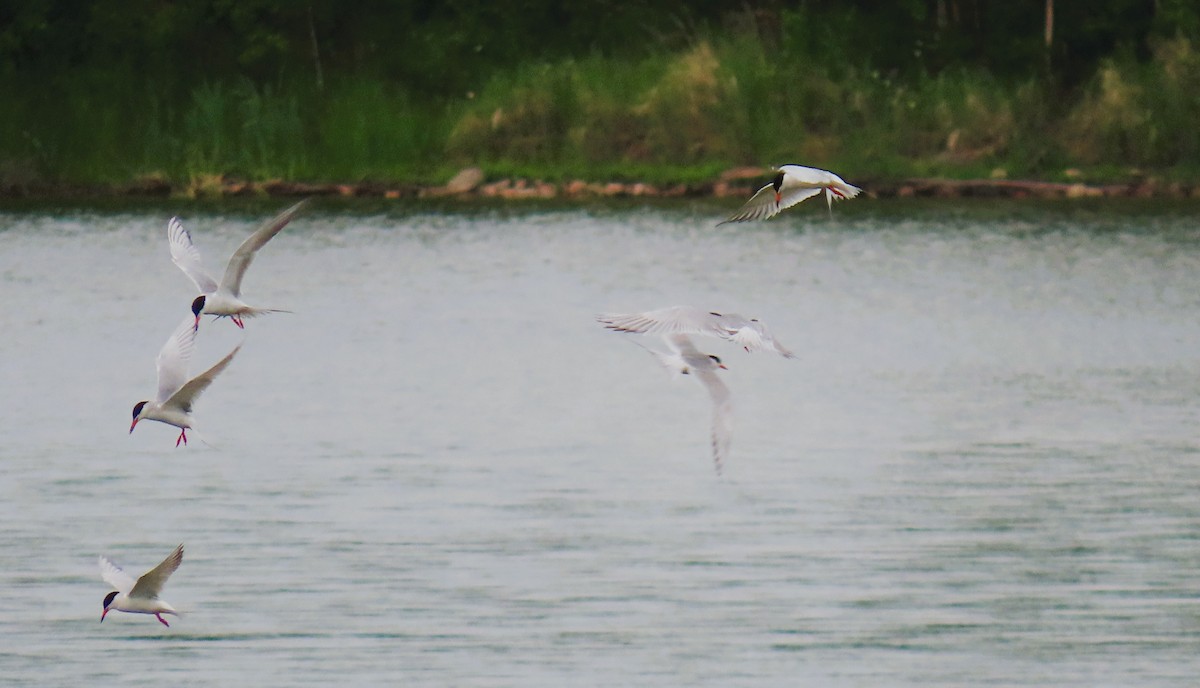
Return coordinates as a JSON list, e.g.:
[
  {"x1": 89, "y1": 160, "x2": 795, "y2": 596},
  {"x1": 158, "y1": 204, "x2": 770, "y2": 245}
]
[
  {"x1": 168, "y1": 218, "x2": 219, "y2": 294},
  {"x1": 220, "y1": 199, "x2": 308, "y2": 296},
  {"x1": 598, "y1": 306, "x2": 795, "y2": 358},
  {"x1": 155, "y1": 316, "x2": 198, "y2": 404},
  {"x1": 98, "y1": 556, "x2": 137, "y2": 594},
  {"x1": 598, "y1": 306, "x2": 728, "y2": 339},
  {"x1": 719, "y1": 183, "x2": 785, "y2": 224},
  {"x1": 693, "y1": 366, "x2": 732, "y2": 474},
  {"x1": 779, "y1": 187, "x2": 822, "y2": 211},
  {"x1": 129, "y1": 544, "x2": 184, "y2": 600},
  {"x1": 165, "y1": 345, "x2": 241, "y2": 414}
]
